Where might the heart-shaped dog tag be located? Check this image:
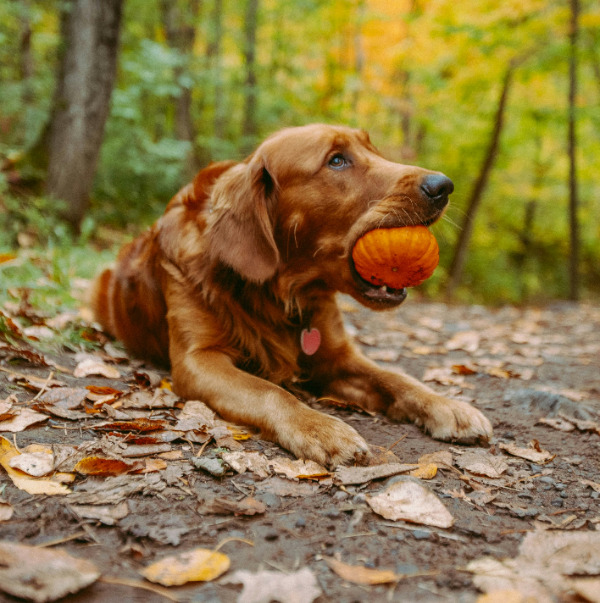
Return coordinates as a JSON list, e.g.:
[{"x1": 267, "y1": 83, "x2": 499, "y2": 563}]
[{"x1": 300, "y1": 328, "x2": 321, "y2": 356}]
